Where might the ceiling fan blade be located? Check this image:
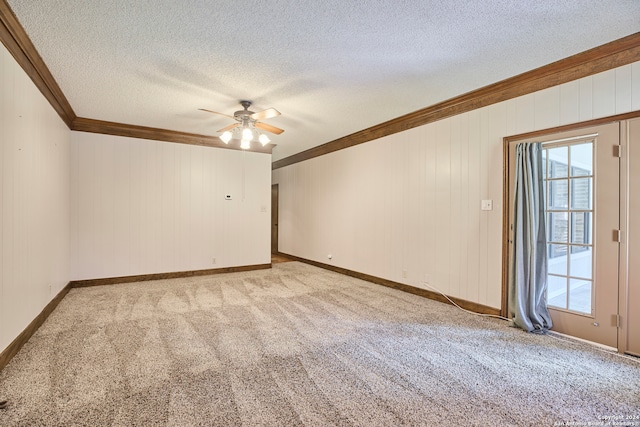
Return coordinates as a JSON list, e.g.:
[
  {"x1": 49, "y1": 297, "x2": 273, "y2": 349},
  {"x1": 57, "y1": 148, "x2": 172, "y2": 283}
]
[
  {"x1": 199, "y1": 108, "x2": 235, "y2": 119},
  {"x1": 255, "y1": 122, "x2": 285, "y2": 135},
  {"x1": 251, "y1": 107, "x2": 281, "y2": 121},
  {"x1": 217, "y1": 123, "x2": 239, "y2": 133}
]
